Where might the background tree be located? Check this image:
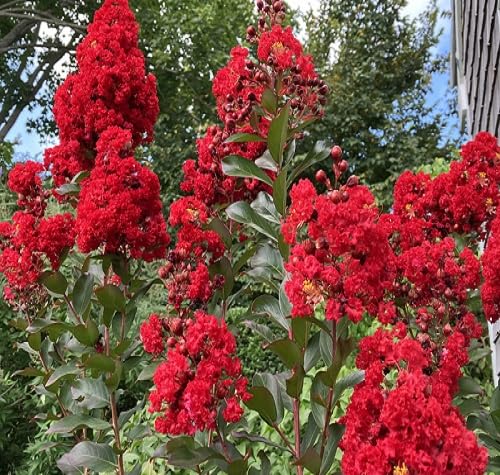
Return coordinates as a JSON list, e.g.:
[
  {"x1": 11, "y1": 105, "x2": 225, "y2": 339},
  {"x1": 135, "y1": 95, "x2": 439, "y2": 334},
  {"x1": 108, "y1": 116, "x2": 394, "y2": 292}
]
[
  {"x1": 304, "y1": 0, "x2": 461, "y2": 205},
  {"x1": 0, "y1": 1, "x2": 98, "y2": 142}
]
